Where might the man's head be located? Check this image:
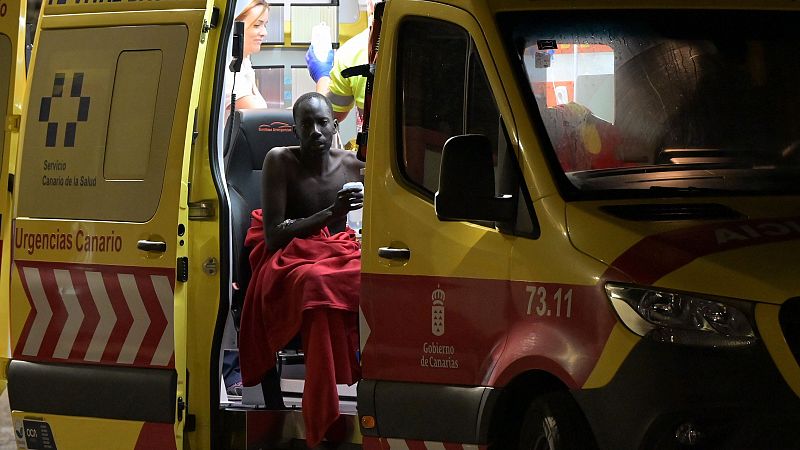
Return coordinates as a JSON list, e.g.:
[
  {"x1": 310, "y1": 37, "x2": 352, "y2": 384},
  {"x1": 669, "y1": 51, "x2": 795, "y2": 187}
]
[{"x1": 293, "y1": 92, "x2": 339, "y2": 154}]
